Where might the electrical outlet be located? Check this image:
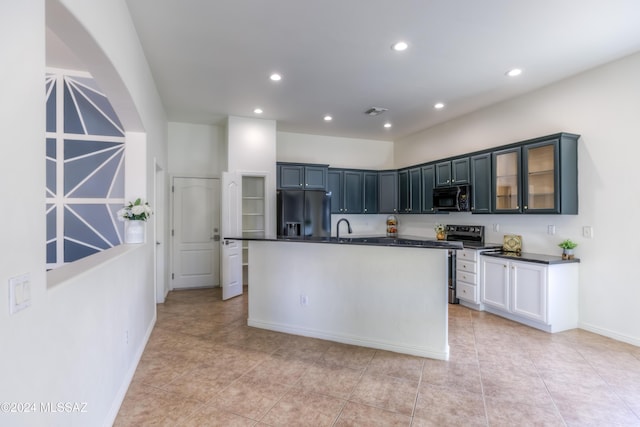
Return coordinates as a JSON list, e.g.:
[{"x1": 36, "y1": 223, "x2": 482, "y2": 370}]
[
  {"x1": 547, "y1": 225, "x2": 556, "y2": 235},
  {"x1": 299, "y1": 295, "x2": 309, "y2": 306},
  {"x1": 583, "y1": 226, "x2": 594, "y2": 239},
  {"x1": 8, "y1": 274, "x2": 31, "y2": 315},
  {"x1": 493, "y1": 224, "x2": 499, "y2": 232}
]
